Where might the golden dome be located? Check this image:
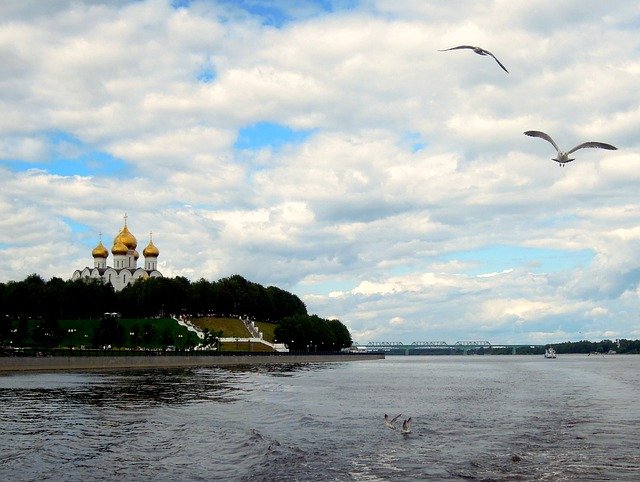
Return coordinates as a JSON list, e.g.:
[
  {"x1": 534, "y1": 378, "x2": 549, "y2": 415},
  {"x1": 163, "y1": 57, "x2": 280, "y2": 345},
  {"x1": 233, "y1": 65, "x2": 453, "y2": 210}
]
[
  {"x1": 114, "y1": 225, "x2": 137, "y2": 250},
  {"x1": 111, "y1": 240, "x2": 128, "y2": 256},
  {"x1": 91, "y1": 241, "x2": 108, "y2": 258},
  {"x1": 143, "y1": 240, "x2": 159, "y2": 257}
]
